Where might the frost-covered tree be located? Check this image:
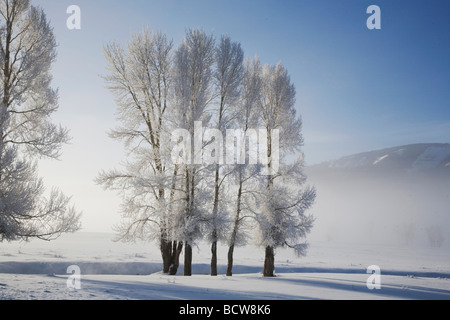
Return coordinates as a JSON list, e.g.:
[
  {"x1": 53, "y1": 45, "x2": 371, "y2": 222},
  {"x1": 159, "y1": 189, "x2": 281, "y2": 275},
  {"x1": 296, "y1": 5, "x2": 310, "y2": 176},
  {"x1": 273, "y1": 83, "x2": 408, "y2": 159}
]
[
  {"x1": 99, "y1": 27, "x2": 316, "y2": 277},
  {"x1": 98, "y1": 28, "x2": 218, "y2": 276},
  {"x1": 208, "y1": 35, "x2": 243, "y2": 276},
  {"x1": 225, "y1": 57, "x2": 262, "y2": 276},
  {"x1": 171, "y1": 29, "x2": 216, "y2": 276},
  {"x1": 0, "y1": 0, "x2": 81, "y2": 241},
  {"x1": 256, "y1": 63, "x2": 316, "y2": 277},
  {"x1": 97, "y1": 29, "x2": 177, "y2": 273}
]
